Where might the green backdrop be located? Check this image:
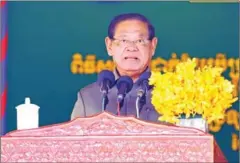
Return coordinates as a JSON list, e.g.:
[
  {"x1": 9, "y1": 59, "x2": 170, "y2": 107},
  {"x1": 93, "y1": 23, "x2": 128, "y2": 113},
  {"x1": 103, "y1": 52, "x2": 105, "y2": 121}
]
[{"x1": 6, "y1": 1, "x2": 239, "y2": 162}]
